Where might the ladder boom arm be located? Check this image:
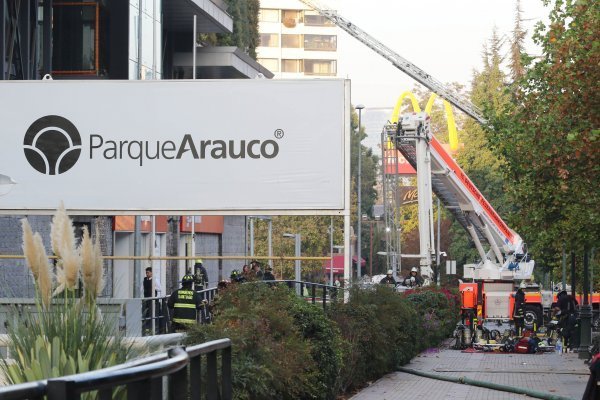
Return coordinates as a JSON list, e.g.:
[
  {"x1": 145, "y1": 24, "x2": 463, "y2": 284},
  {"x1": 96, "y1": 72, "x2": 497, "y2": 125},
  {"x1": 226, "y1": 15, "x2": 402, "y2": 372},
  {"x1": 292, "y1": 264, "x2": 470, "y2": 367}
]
[{"x1": 298, "y1": 0, "x2": 487, "y2": 125}]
